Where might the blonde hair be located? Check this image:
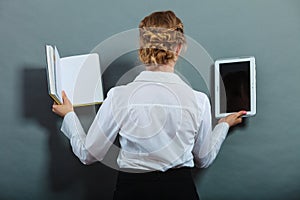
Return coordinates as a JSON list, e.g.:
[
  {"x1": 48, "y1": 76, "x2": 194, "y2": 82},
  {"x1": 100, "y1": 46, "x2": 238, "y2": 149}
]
[{"x1": 138, "y1": 11, "x2": 185, "y2": 66}]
